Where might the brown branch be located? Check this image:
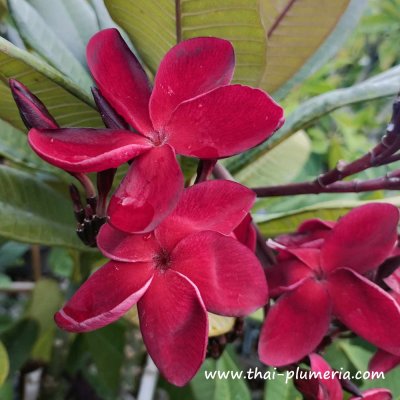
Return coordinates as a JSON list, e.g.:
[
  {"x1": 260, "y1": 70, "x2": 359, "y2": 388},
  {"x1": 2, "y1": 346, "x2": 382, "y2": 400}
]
[
  {"x1": 254, "y1": 170, "x2": 400, "y2": 197},
  {"x1": 254, "y1": 92, "x2": 400, "y2": 197}
]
